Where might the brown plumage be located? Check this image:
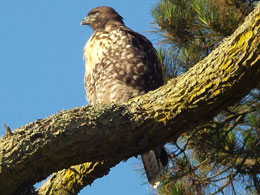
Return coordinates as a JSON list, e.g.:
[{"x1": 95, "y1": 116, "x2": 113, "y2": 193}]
[{"x1": 81, "y1": 6, "x2": 167, "y2": 188}]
